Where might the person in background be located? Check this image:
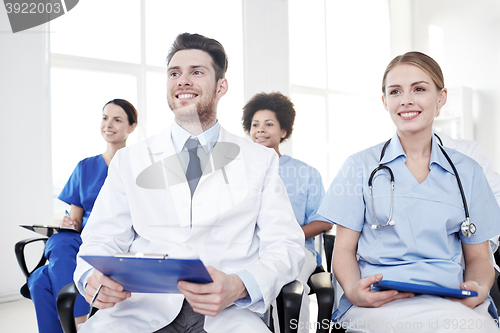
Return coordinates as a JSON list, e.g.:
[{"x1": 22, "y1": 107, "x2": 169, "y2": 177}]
[
  {"x1": 318, "y1": 51, "x2": 500, "y2": 332},
  {"x1": 28, "y1": 99, "x2": 137, "y2": 333},
  {"x1": 242, "y1": 91, "x2": 333, "y2": 331}
]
